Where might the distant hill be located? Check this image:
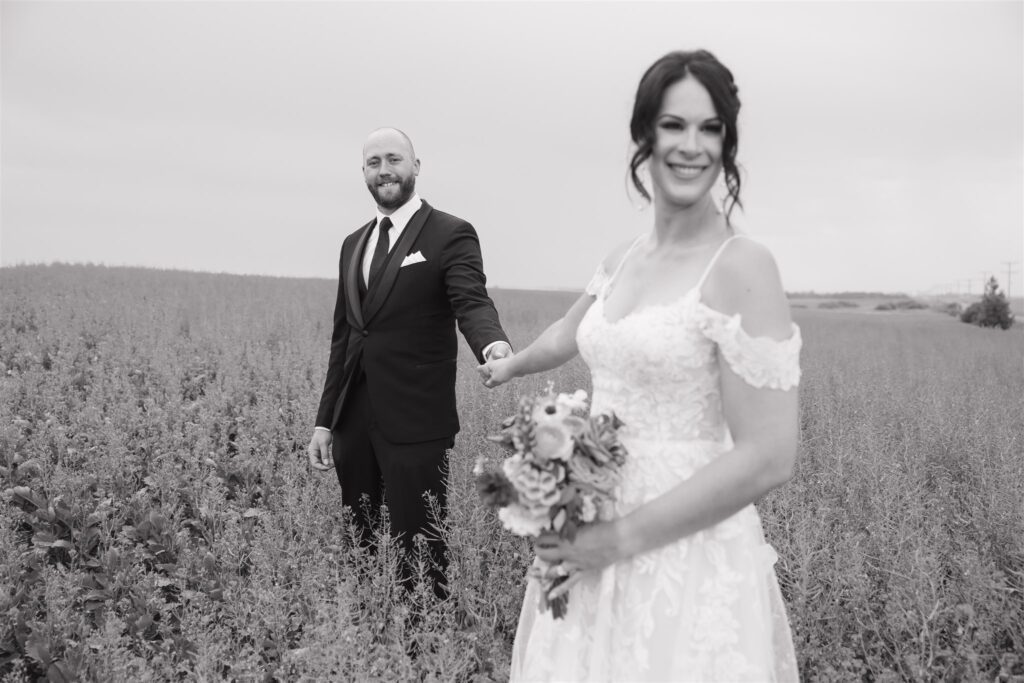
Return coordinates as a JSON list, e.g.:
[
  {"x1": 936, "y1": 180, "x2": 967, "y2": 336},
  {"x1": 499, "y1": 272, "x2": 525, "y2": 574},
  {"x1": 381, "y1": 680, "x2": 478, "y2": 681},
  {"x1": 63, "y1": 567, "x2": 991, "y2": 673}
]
[{"x1": 785, "y1": 291, "x2": 909, "y2": 300}]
